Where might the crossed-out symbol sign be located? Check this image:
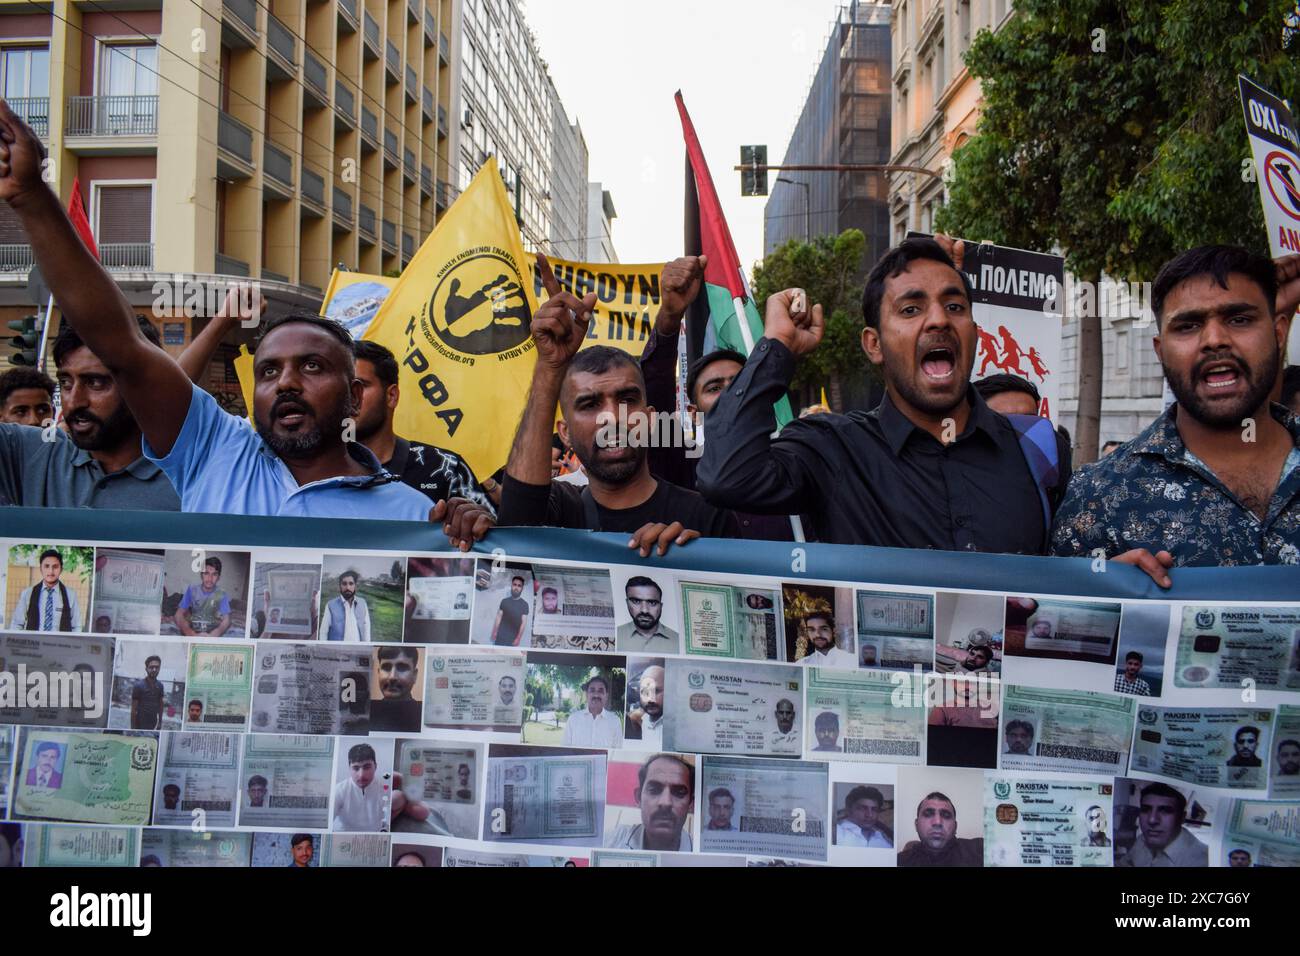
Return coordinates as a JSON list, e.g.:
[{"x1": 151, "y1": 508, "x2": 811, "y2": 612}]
[{"x1": 1264, "y1": 150, "x2": 1300, "y2": 221}]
